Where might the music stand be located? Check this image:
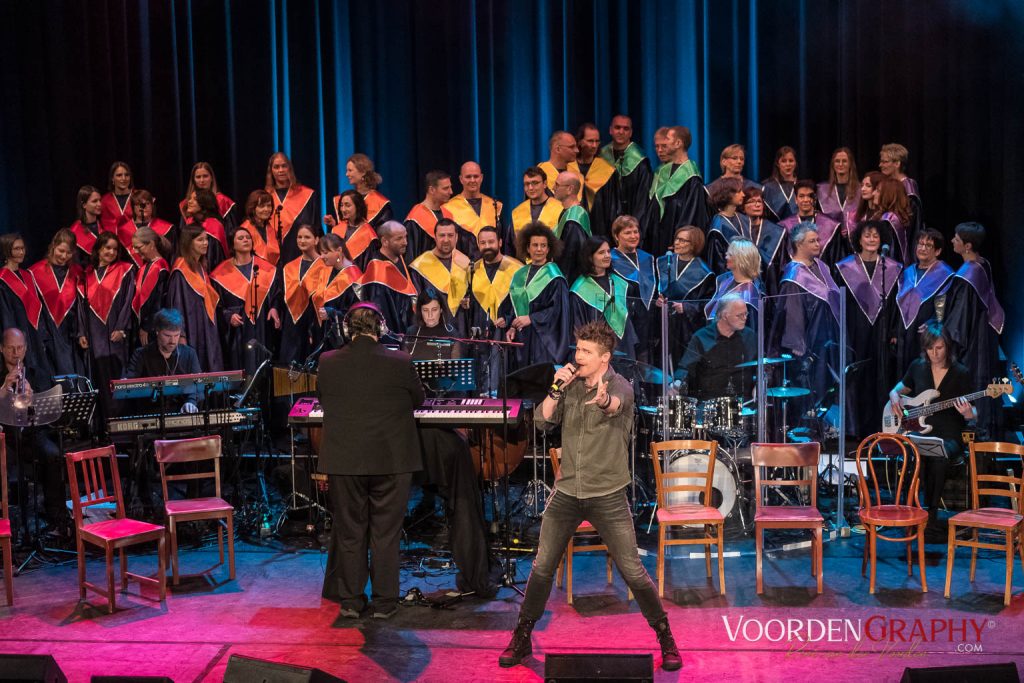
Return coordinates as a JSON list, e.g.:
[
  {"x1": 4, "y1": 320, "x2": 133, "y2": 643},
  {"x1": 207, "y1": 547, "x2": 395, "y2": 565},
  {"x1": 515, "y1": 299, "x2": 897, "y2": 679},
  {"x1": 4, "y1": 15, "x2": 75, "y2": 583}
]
[{"x1": 414, "y1": 358, "x2": 477, "y2": 394}]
